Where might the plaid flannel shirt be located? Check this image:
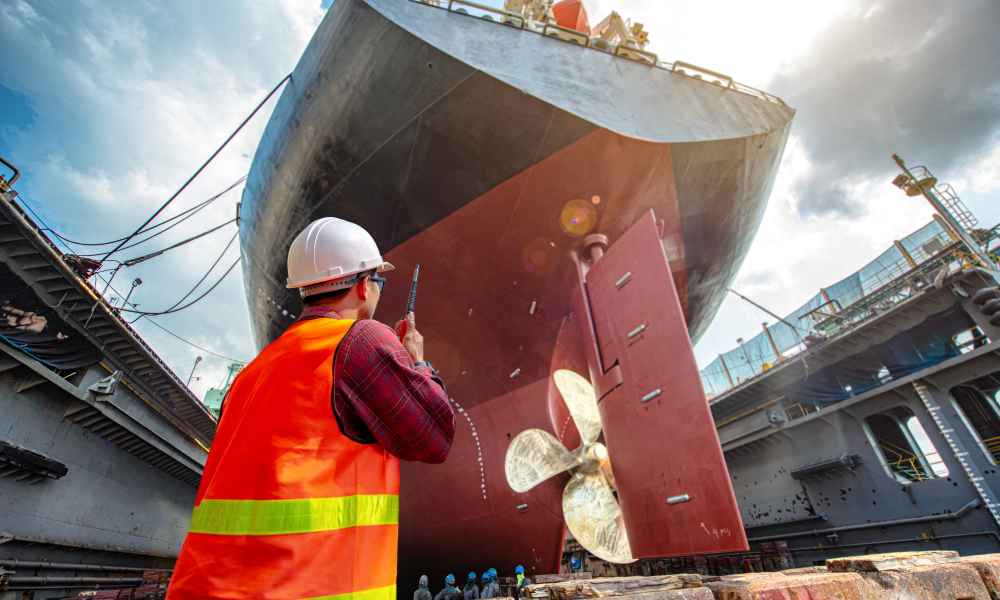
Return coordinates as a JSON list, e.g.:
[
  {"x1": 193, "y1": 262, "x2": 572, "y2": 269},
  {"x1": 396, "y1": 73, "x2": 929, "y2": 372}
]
[{"x1": 326, "y1": 317, "x2": 455, "y2": 463}]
